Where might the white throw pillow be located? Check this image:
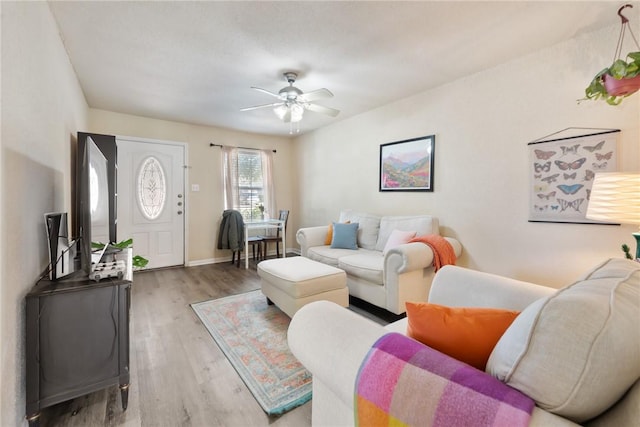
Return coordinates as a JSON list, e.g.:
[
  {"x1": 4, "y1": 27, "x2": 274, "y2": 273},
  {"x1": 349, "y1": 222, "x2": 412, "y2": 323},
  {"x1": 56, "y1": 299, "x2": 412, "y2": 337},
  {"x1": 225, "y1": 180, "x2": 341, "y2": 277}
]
[
  {"x1": 486, "y1": 258, "x2": 640, "y2": 423},
  {"x1": 382, "y1": 229, "x2": 416, "y2": 255}
]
